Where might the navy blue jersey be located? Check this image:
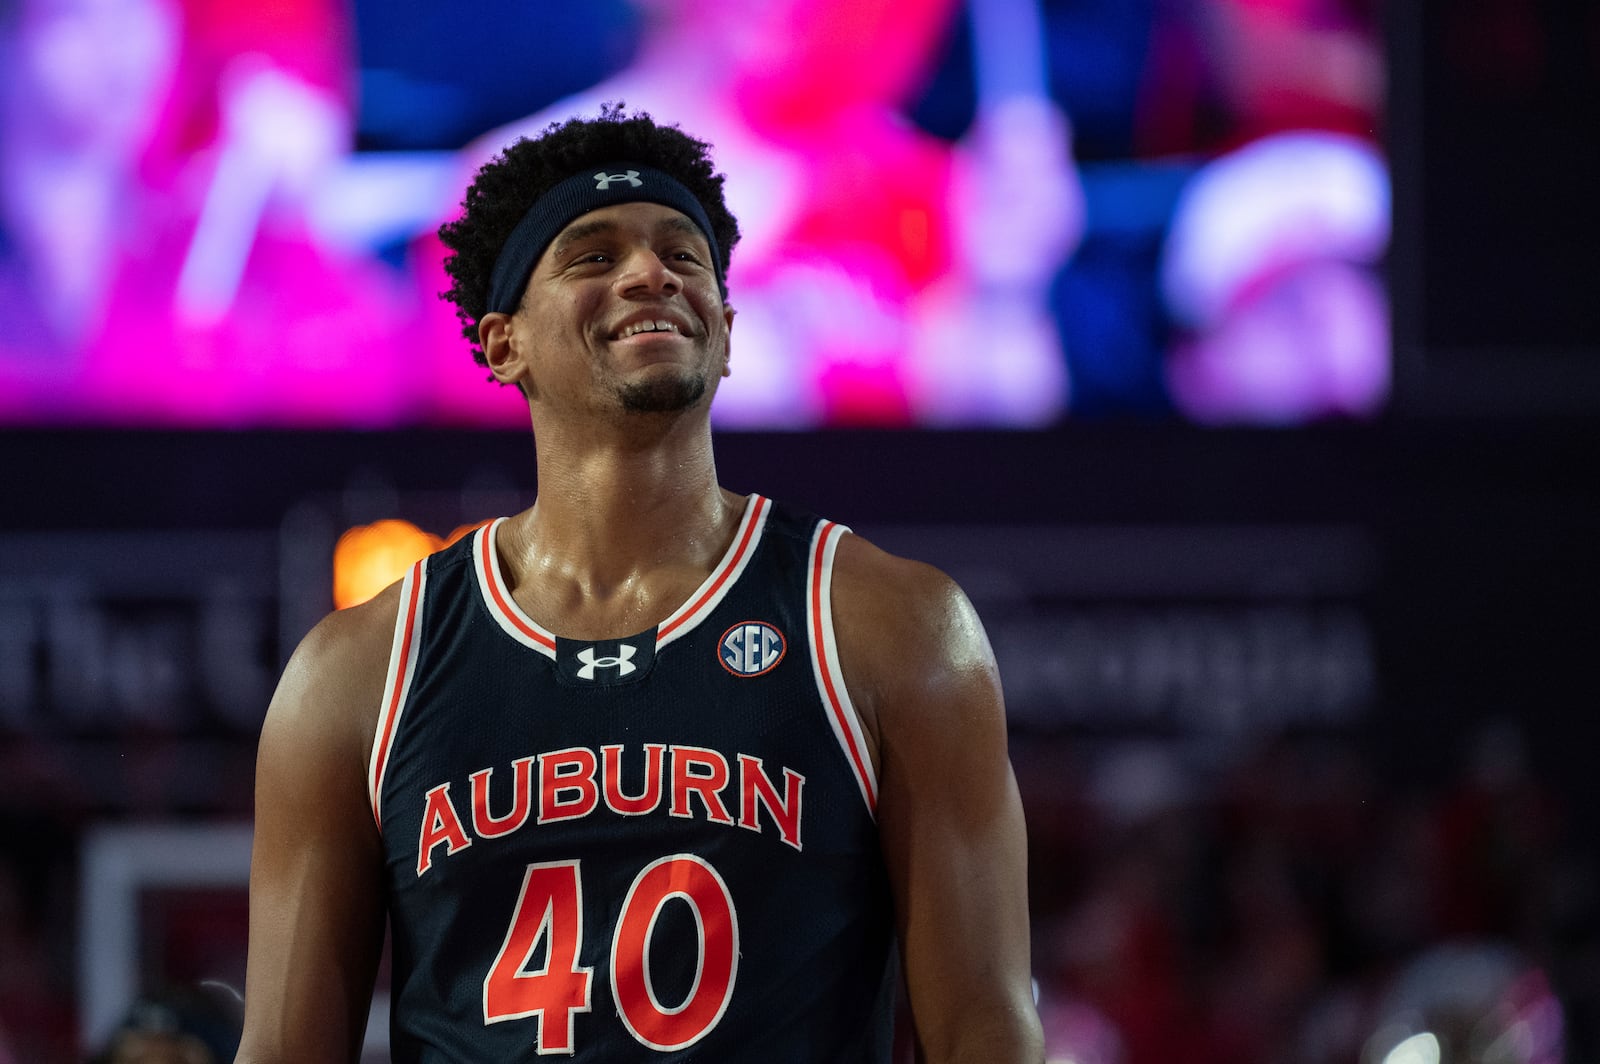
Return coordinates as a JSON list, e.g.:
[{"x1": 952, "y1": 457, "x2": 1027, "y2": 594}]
[{"x1": 369, "y1": 495, "x2": 896, "y2": 1061}]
